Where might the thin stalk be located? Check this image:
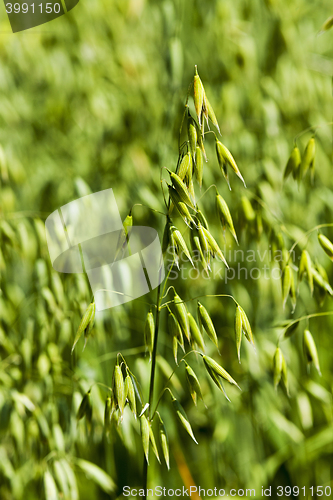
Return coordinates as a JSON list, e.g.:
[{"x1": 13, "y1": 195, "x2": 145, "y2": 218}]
[{"x1": 142, "y1": 279, "x2": 162, "y2": 498}]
